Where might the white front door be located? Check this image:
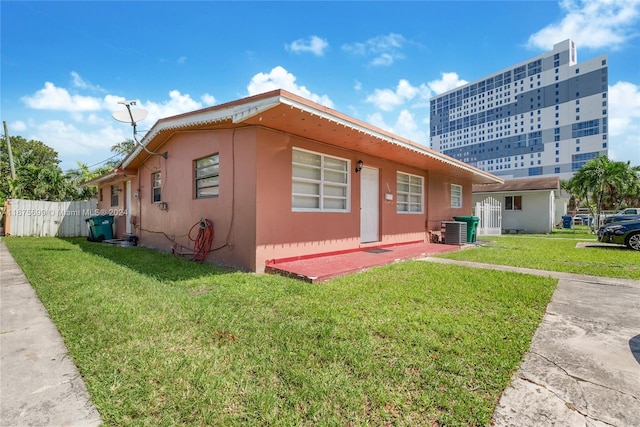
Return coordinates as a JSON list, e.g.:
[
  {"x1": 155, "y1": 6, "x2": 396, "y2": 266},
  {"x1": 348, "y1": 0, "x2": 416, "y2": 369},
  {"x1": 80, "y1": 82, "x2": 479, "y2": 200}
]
[
  {"x1": 360, "y1": 166, "x2": 379, "y2": 243},
  {"x1": 125, "y1": 180, "x2": 132, "y2": 234}
]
